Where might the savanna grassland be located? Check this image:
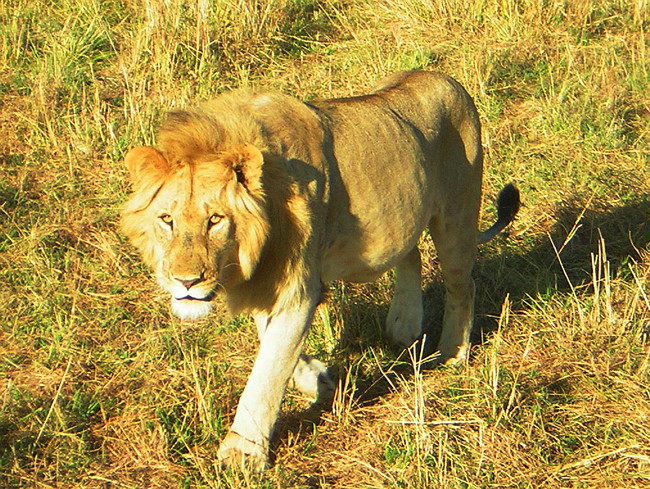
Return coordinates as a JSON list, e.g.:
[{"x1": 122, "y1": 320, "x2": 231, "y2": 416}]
[{"x1": 1, "y1": 0, "x2": 649, "y2": 487}]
